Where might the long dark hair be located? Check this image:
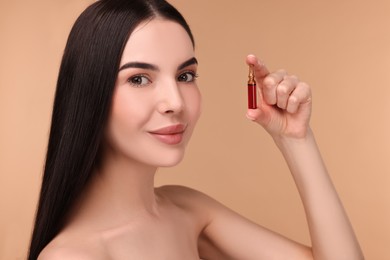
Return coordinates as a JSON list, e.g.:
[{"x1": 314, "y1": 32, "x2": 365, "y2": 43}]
[{"x1": 28, "y1": 0, "x2": 194, "y2": 259}]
